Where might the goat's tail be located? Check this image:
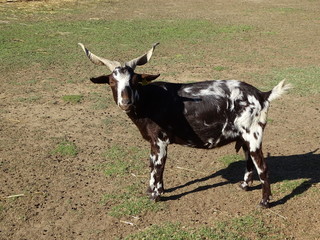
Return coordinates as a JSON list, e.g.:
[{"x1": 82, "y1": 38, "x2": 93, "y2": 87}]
[{"x1": 267, "y1": 79, "x2": 291, "y2": 102}]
